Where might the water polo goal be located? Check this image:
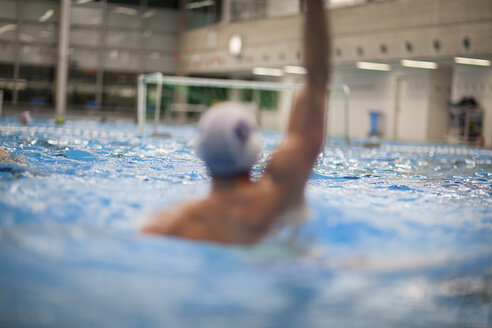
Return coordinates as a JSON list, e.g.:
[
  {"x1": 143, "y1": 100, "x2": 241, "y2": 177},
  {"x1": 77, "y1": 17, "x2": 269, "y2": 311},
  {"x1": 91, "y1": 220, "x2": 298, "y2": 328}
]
[{"x1": 137, "y1": 73, "x2": 350, "y2": 143}]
